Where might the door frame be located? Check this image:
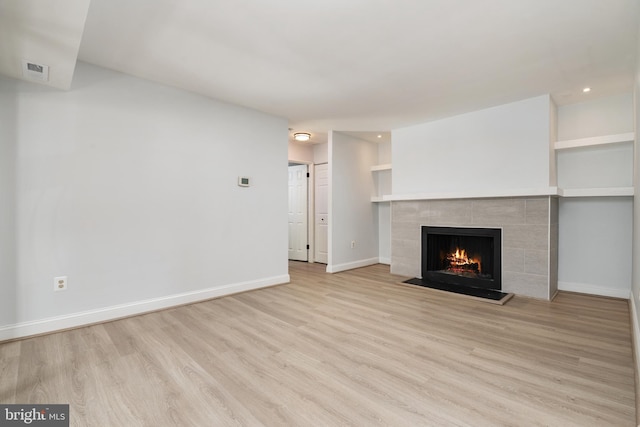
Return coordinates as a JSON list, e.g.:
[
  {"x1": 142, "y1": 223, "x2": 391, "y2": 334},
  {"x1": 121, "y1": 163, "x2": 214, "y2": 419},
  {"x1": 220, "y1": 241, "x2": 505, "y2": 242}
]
[
  {"x1": 288, "y1": 161, "x2": 315, "y2": 263},
  {"x1": 313, "y1": 162, "x2": 329, "y2": 266}
]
